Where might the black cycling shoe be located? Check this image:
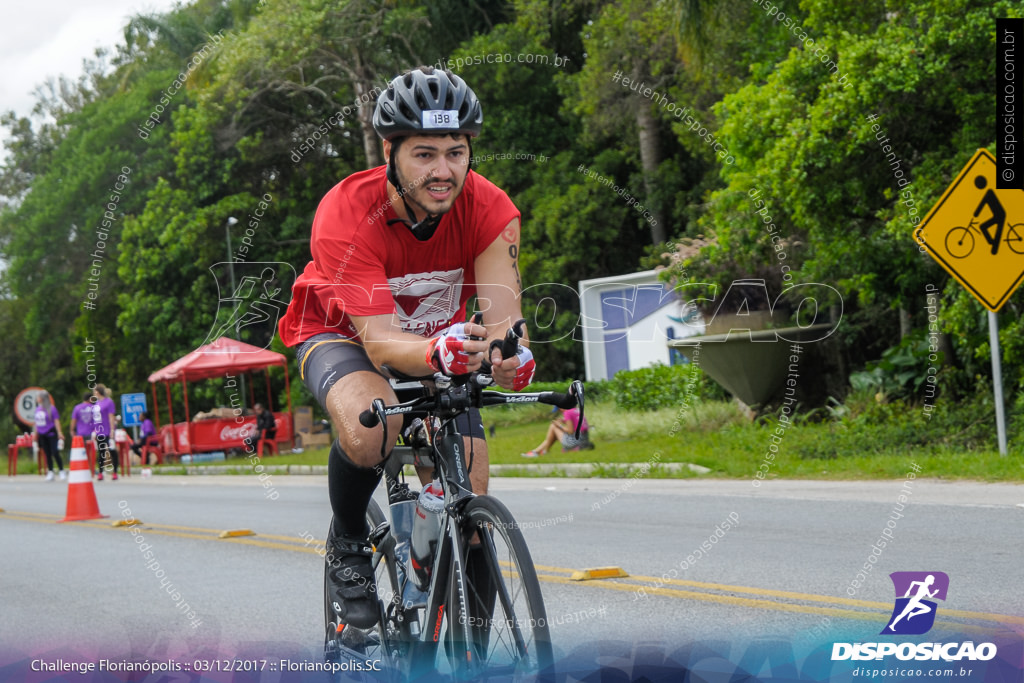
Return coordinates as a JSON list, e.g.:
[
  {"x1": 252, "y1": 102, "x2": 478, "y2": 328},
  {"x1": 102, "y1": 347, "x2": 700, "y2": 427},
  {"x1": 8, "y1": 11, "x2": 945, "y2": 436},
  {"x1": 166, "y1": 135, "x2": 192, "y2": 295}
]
[{"x1": 325, "y1": 525, "x2": 379, "y2": 629}]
